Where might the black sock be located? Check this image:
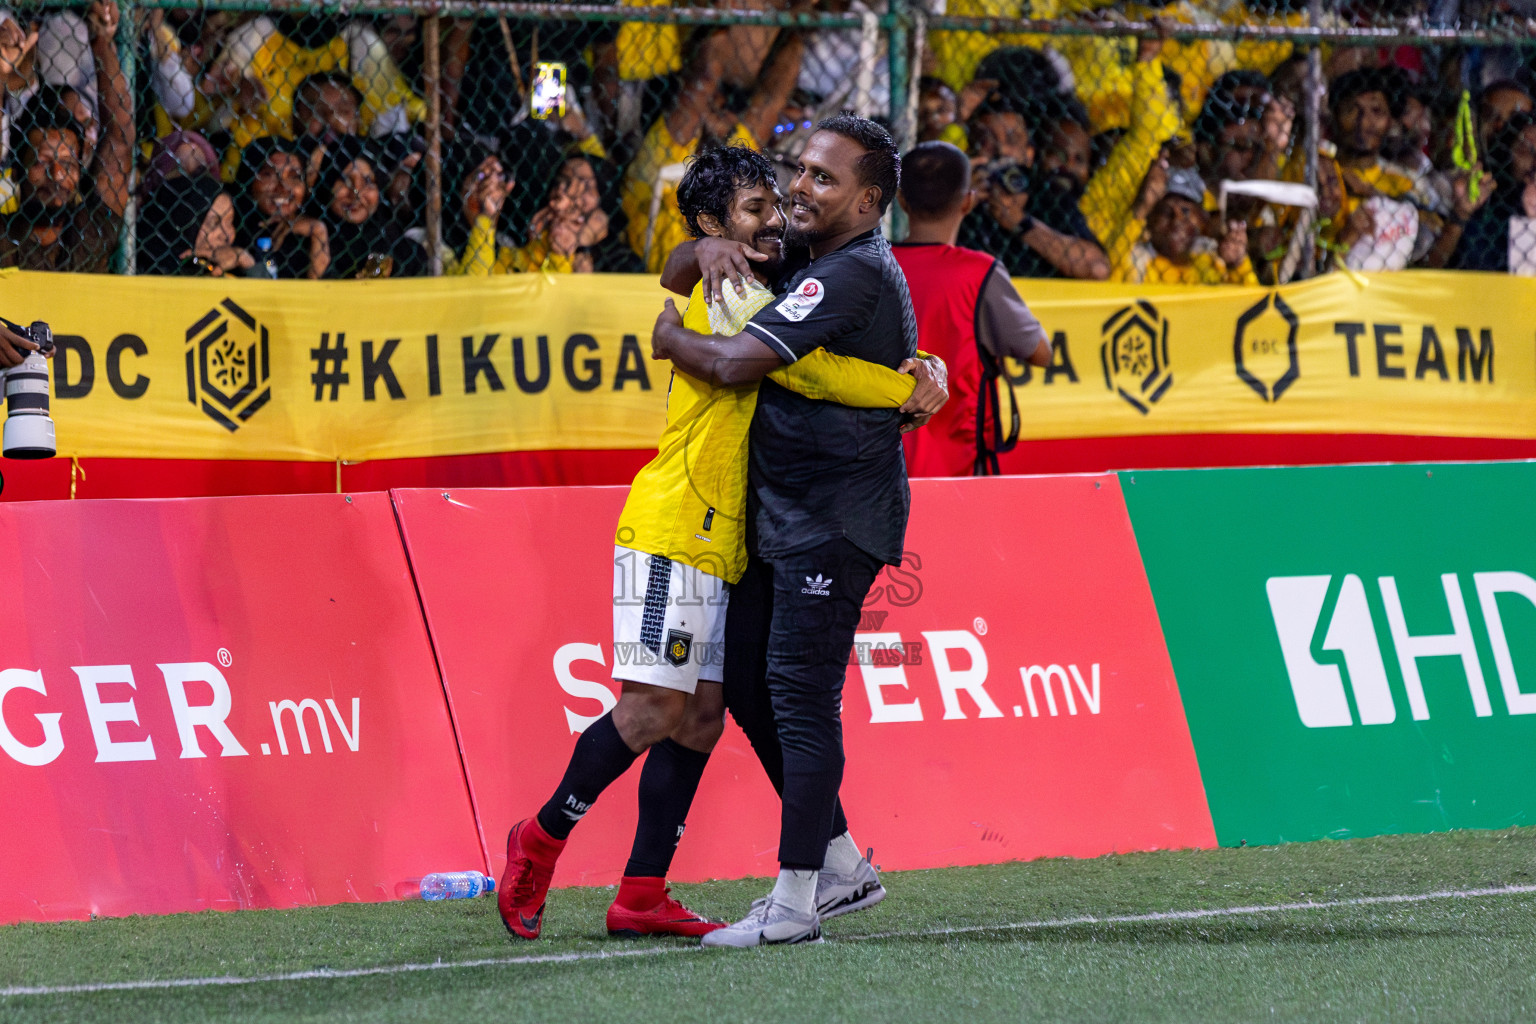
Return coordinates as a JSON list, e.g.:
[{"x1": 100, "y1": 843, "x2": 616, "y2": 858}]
[
  {"x1": 536, "y1": 714, "x2": 640, "y2": 841},
  {"x1": 624, "y1": 739, "x2": 712, "y2": 877}
]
